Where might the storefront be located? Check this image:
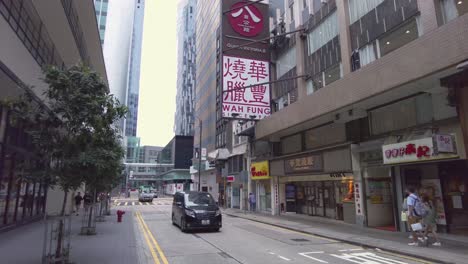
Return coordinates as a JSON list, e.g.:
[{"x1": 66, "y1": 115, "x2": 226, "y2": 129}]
[
  {"x1": 272, "y1": 147, "x2": 356, "y2": 223},
  {"x1": 382, "y1": 131, "x2": 467, "y2": 234},
  {"x1": 251, "y1": 161, "x2": 271, "y2": 212}
]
